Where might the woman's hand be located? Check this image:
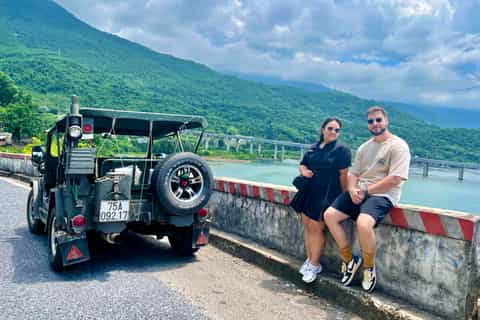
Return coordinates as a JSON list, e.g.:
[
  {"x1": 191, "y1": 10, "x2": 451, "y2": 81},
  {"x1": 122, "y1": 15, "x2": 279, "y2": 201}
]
[{"x1": 301, "y1": 168, "x2": 314, "y2": 178}]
